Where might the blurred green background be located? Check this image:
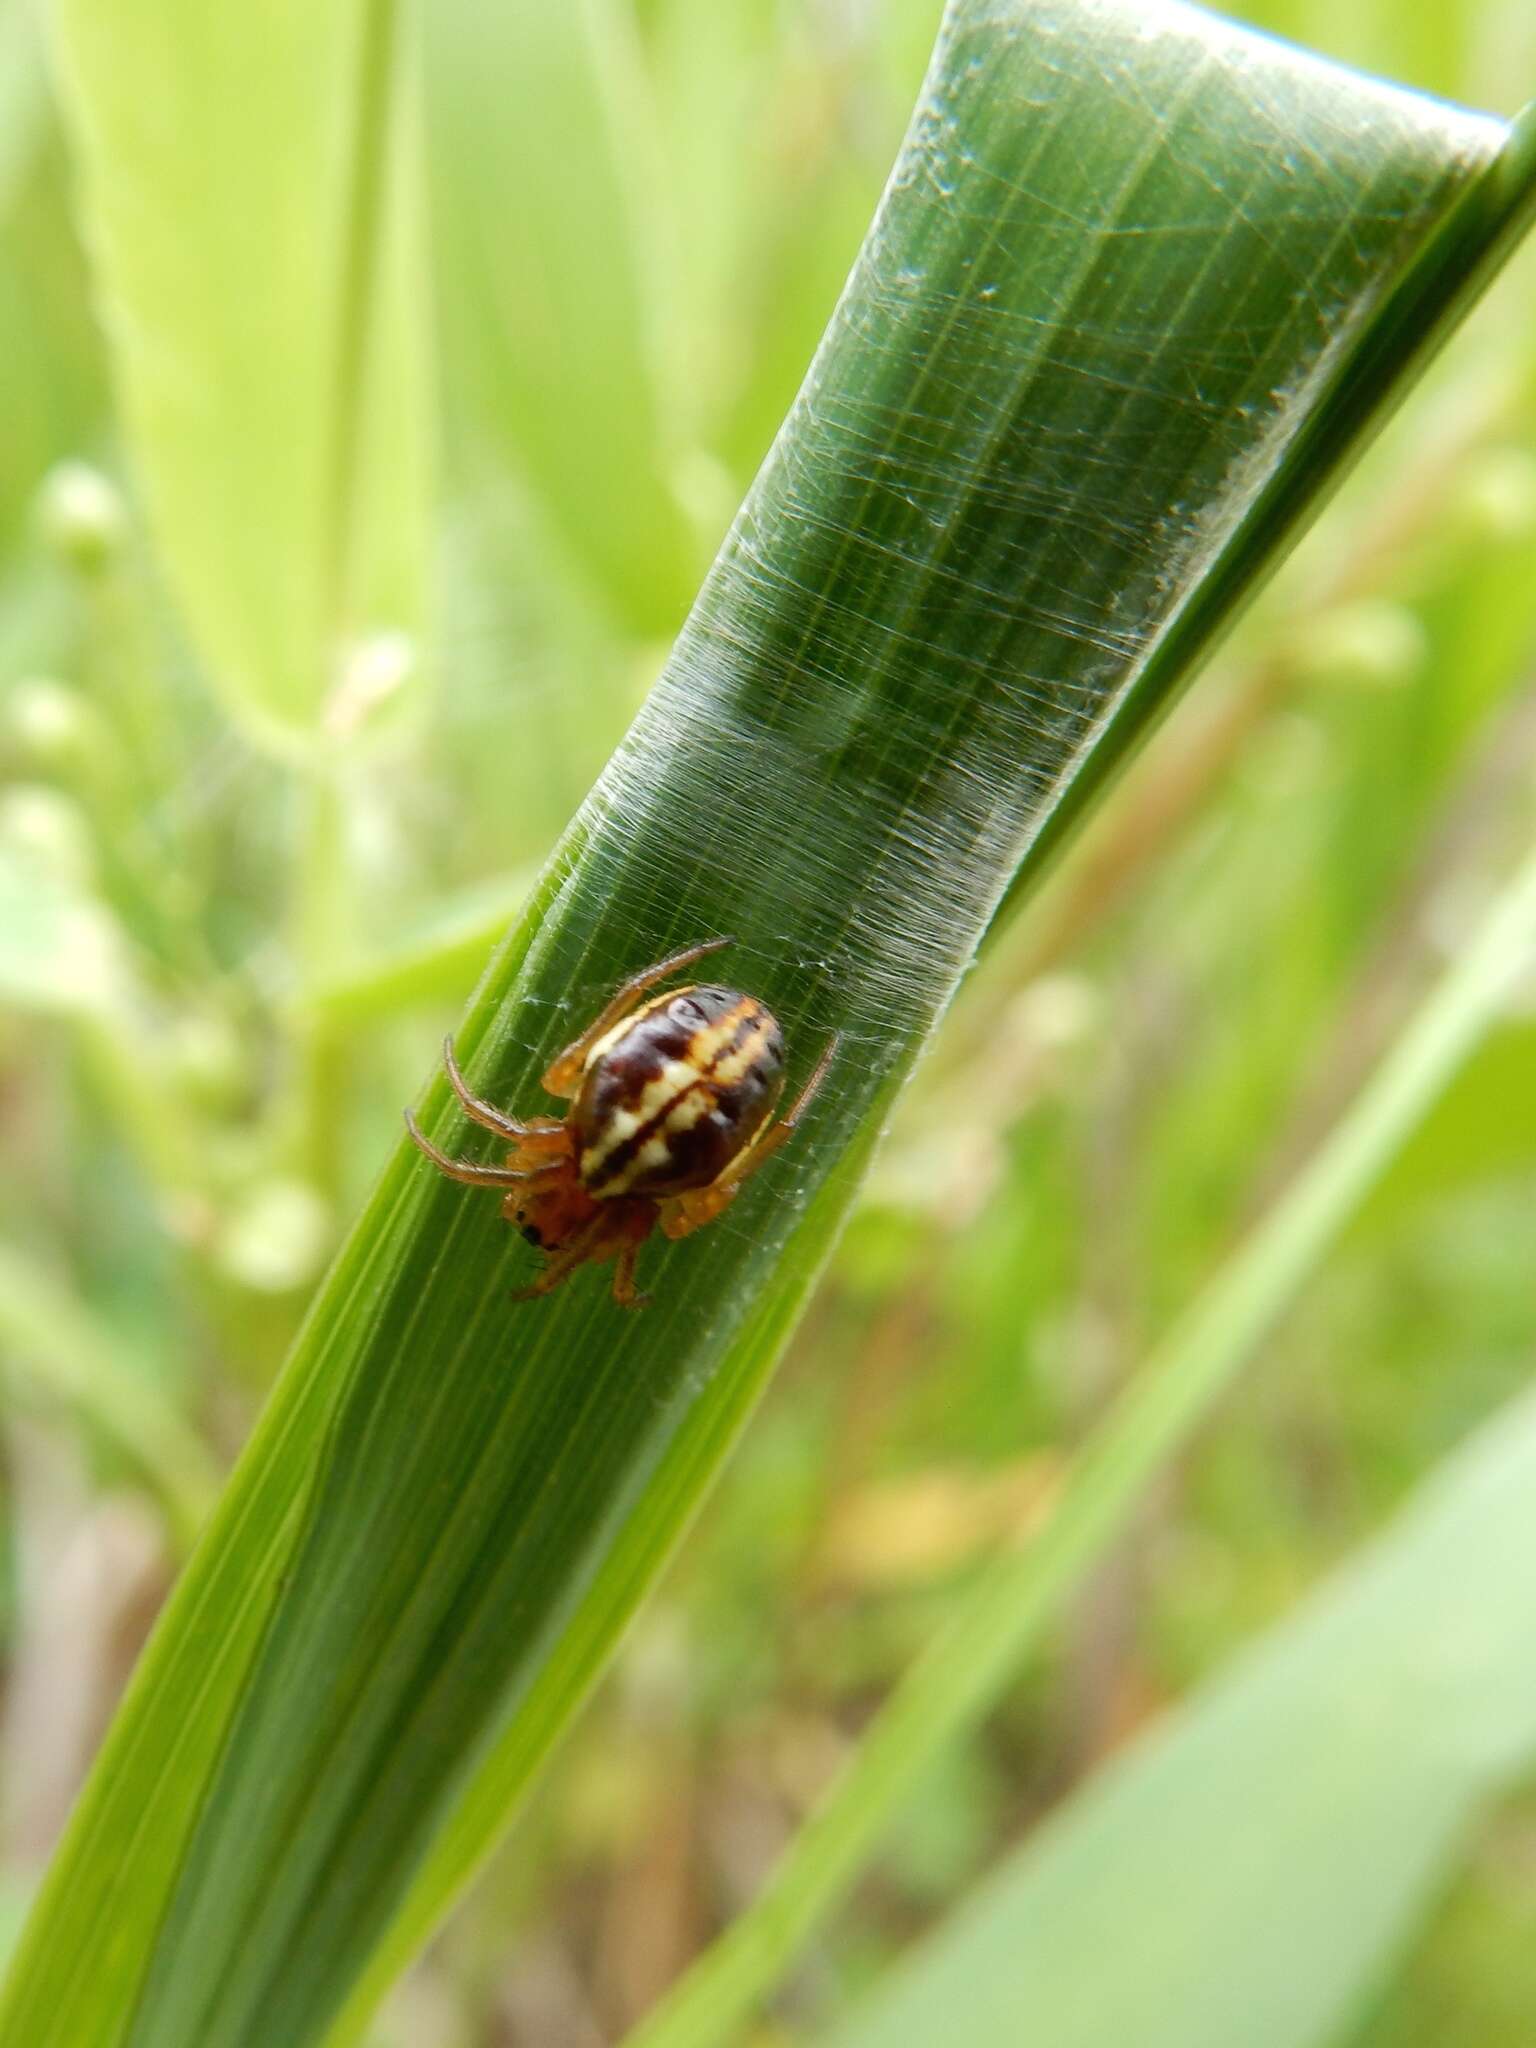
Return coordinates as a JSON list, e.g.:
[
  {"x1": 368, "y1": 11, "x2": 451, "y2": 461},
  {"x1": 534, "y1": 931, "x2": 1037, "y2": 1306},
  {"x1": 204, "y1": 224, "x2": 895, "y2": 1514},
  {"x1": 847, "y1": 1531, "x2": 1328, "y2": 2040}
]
[{"x1": 1, "y1": 0, "x2": 1535, "y2": 2042}]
